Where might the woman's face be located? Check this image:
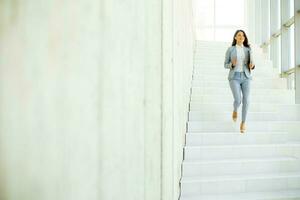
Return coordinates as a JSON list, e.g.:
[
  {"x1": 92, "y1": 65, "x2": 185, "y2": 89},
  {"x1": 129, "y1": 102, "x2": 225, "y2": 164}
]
[{"x1": 235, "y1": 31, "x2": 245, "y2": 43}]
